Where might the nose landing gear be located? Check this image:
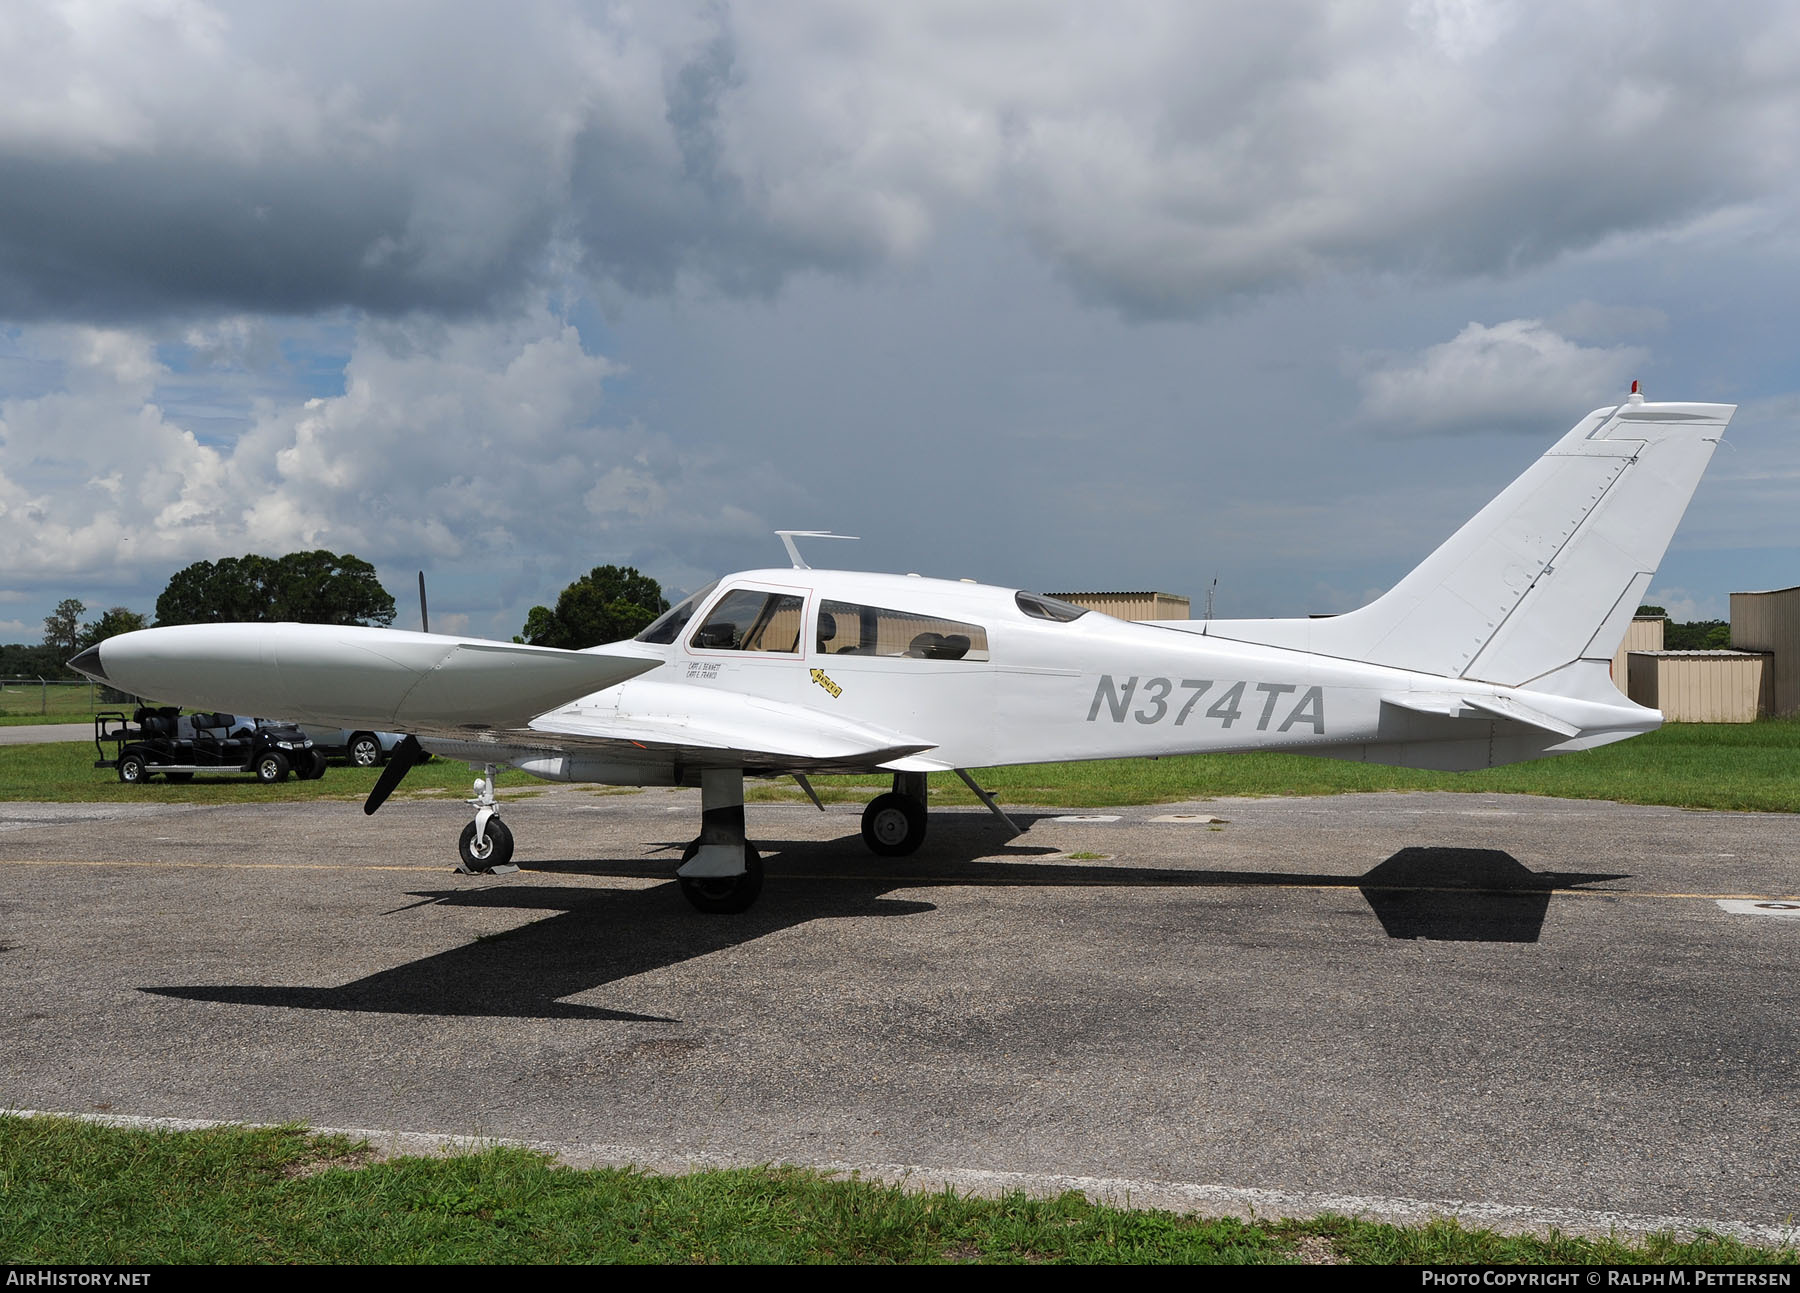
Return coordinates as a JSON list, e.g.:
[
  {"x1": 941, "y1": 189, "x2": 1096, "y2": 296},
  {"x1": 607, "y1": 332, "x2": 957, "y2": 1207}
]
[{"x1": 457, "y1": 765, "x2": 518, "y2": 874}]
